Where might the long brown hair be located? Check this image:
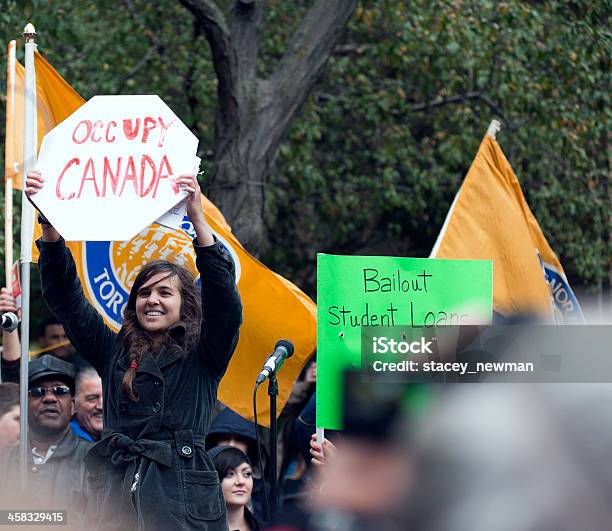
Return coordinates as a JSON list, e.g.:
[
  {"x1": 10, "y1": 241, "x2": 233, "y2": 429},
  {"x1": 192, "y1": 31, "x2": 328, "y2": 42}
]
[{"x1": 119, "y1": 260, "x2": 201, "y2": 400}]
